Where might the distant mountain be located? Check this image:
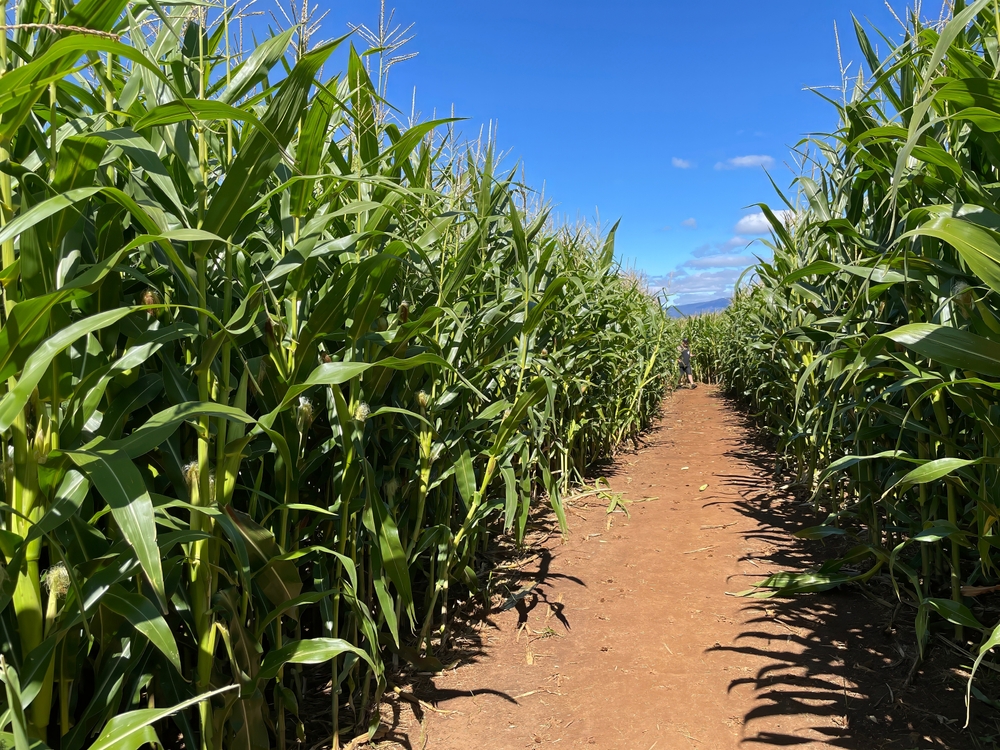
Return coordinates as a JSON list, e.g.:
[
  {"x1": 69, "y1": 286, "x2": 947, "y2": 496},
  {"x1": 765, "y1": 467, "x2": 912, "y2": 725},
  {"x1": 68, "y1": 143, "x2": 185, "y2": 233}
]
[{"x1": 667, "y1": 297, "x2": 731, "y2": 318}]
